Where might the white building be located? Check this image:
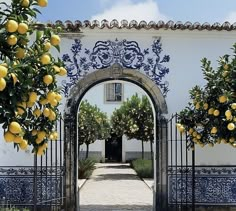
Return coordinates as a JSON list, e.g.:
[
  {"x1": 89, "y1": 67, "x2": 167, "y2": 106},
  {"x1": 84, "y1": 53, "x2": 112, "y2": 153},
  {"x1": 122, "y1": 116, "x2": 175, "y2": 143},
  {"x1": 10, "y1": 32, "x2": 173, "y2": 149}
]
[{"x1": 1, "y1": 20, "x2": 236, "y2": 208}]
